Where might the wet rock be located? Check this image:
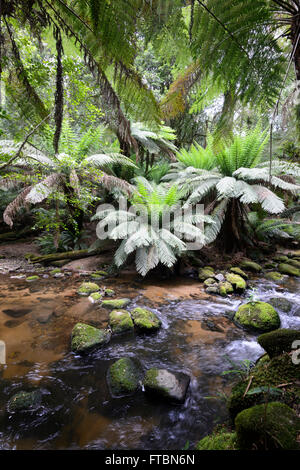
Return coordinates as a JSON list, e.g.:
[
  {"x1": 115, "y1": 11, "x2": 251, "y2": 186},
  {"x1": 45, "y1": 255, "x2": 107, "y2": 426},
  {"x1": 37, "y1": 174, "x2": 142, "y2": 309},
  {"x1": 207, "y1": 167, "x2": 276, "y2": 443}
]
[
  {"x1": 205, "y1": 286, "x2": 219, "y2": 295},
  {"x1": 77, "y1": 282, "x2": 100, "y2": 296},
  {"x1": 234, "y1": 301, "x2": 280, "y2": 332},
  {"x1": 101, "y1": 298, "x2": 131, "y2": 310},
  {"x1": 273, "y1": 254, "x2": 289, "y2": 262},
  {"x1": 109, "y1": 309, "x2": 134, "y2": 334},
  {"x1": 278, "y1": 263, "x2": 300, "y2": 277},
  {"x1": 130, "y1": 307, "x2": 161, "y2": 333},
  {"x1": 214, "y1": 273, "x2": 225, "y2": 282},
  {"x1": 239, "y1": 260, "x2": 262, "y2": 273},
  {"x1": 268, "y1": 297, "x2": 293, "y2": 313},
  {"x1": 265, "y1": 271, "x2": 284, "y2": 282},
  {"x1": 88, "y1": 292, "x2": 103, "y2": 303},
  {"x1": 201, "y1": 319, "x2": 224, "y2": 333},
  {"x1": 198, "y1": 267, "x2": 215, "y2": 282},
  {"x1": 107, "y1": 358, "x2": 142, "y2": 396},
  {"x1": 294, "y1": 307, "x2": 300, "y2": 317},
  {"x1": 225, "y1": 273, "x2": 247, "y2": 292},
  {"x1": 104, "y1": 288, "x2": 115, "y2": 297},
  {"x1": 218, "y1": 281, "x2": 234, "y2": 296},
  {"x1": 2, "y1": 308, "x2": 31, "y2": 318},
  {"x1": 71, "y1": 323, "x2": 111, "y2": 353},
  {"x1": 230, "y1": 267, "x2": 248, "y2": 279},
  {"x1": 257, "y1": 329, "x2": 300, "y2": 358},
  {"x1": 35, "y1": 311, "x2": 53, "y2": 324},
  {"x1": 264, "y1": 262, "x2": 277, "y2": 269},
  {"x1": 203, "y1": 277, "x2": 217, "y2": 287},
  {"x1": 7, "y1": 390, "x2": 42, "y2": 413},
  {"x1": 143, "y1": 368, "x2": 190, "y2": 403},
  {"x1": 235, "y1": 402, "x2": 300, "y2": 450}
]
